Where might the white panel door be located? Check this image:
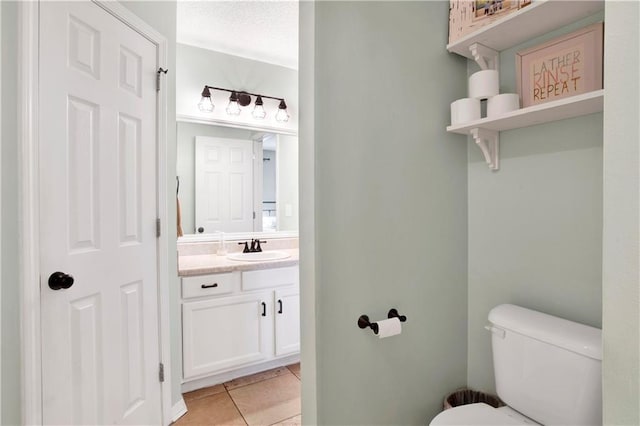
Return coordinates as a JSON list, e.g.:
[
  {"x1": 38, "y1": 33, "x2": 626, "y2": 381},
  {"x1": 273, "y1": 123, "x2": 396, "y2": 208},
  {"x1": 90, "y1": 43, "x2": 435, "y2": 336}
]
[
  {"x1": 274, "y1": 288, "x2": 301, "y2": 356},
  {"x1": 195, "y1": 137, "x2": 254, "y2": 234},
  {"x1": 182, "y1": 293, "x2": 271, "y2": 379},
  {"x1": 39, "y1": 2, "x2": 162, "y2": 424}
]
